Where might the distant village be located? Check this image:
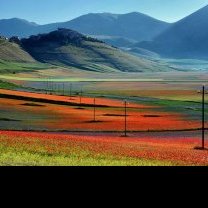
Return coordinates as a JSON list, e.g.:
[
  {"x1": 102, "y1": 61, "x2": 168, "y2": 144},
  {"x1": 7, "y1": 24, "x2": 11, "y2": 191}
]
[{"x1": 0, "y1": 35, "x2": 21, "y2": 44}]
